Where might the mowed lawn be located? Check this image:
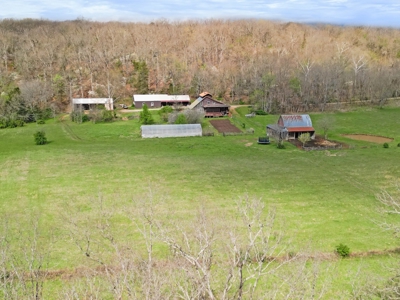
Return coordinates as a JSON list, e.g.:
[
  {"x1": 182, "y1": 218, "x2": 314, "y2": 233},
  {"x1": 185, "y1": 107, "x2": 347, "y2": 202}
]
[{"x1": 0, "y1": 107, "x2": 400, "y2": 271}]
